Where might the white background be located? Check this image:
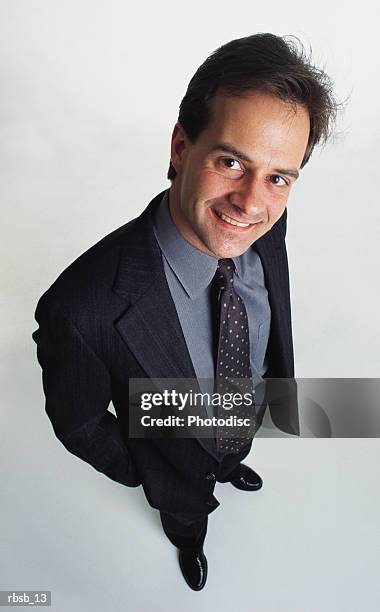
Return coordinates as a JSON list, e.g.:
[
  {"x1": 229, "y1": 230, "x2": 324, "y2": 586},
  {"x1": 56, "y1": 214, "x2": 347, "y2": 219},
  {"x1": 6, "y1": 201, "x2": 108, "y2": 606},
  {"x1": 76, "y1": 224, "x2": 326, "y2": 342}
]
[{"x1": 1, "y1": 1, "x2": 379, "y2": 611}]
